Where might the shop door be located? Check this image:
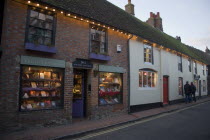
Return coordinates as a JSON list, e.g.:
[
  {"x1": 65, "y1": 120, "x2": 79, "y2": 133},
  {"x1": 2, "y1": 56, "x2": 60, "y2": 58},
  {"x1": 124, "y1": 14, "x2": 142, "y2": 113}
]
[
  {"x1": 72, "y1": 70, "x2": 86, "y2": 118},
  {"x1": 199, "y1": 80, "x2": 201, "y2": 97},
  {"x1": 163, "y1": 76, "x2": 169, "y2": 104}
]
